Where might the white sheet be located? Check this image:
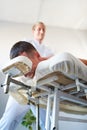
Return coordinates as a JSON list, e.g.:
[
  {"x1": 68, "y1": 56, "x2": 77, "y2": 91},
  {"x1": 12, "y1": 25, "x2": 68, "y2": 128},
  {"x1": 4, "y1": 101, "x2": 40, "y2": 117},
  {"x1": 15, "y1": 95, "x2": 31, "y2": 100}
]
[{"x1": 35, "y1": 52, "x2": 87, "y2": 82}]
